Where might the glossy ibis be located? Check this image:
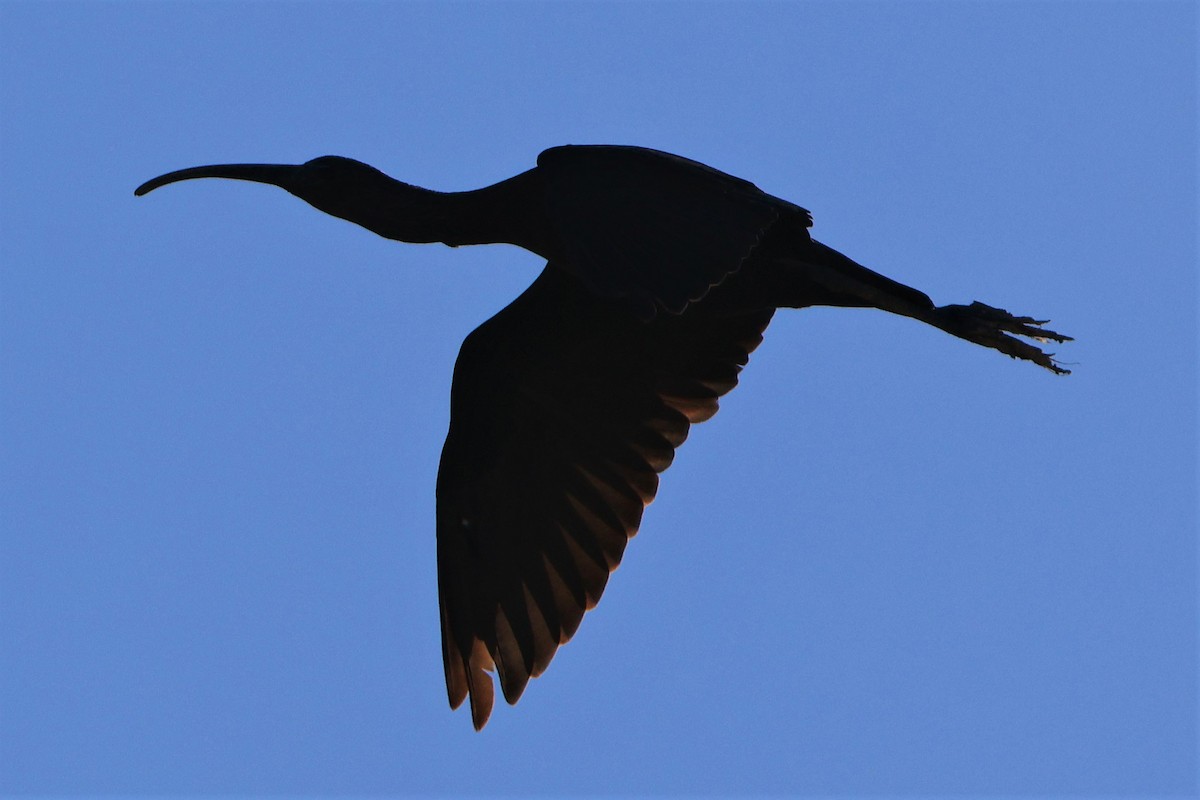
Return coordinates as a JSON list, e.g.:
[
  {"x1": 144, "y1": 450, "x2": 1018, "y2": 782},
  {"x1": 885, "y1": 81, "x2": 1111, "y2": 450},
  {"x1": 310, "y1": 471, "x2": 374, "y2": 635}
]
[{"x1": 136, "y1": 145, "x2": 1070, "y2": 729}]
